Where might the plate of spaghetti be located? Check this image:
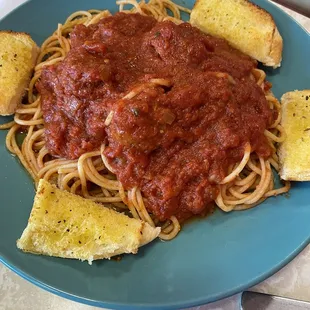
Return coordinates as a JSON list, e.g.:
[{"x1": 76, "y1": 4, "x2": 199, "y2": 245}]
[{"x1": 0, "y1": 0, "x2": 310, "y2": 308}]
